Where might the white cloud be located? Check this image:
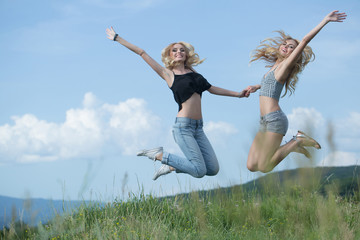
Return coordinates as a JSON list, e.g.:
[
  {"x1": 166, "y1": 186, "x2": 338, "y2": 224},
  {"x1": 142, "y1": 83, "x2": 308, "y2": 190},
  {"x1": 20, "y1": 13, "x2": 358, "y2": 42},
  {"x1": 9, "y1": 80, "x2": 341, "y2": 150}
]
[
  {"x1": 150, "y1": 120, "x2": 240, "y2": 156},
  {"x1": 204, "y1": 121, "x2": 238, "y2": 147},
  {"x1": 285, "y1": 109, "x2": 360, "y2": 168},
  {"x1": 335, "y1": 112, "x2": 360, "y2": 138},
  {"x1": 205, "y1": 121, "x2": 238, "y2": 135},
  {"x1": 286, "y1": 107, "x2": 325, "y2": 138},
  {"x1": 333, "y1": 111, "x2": 360, "y2": 152},
  {"x1": 83, "y1": 92, "x2": 101, "y2": 108},
  {"x1": 0, "y1": 114, "x2": 60, "y2": 163},
  {"x1": 0, "y1": 93, "x2": 163, "y2": 163},
  {"x1": 318, "y1": 151, "x2": 359, "y2": 167}
]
